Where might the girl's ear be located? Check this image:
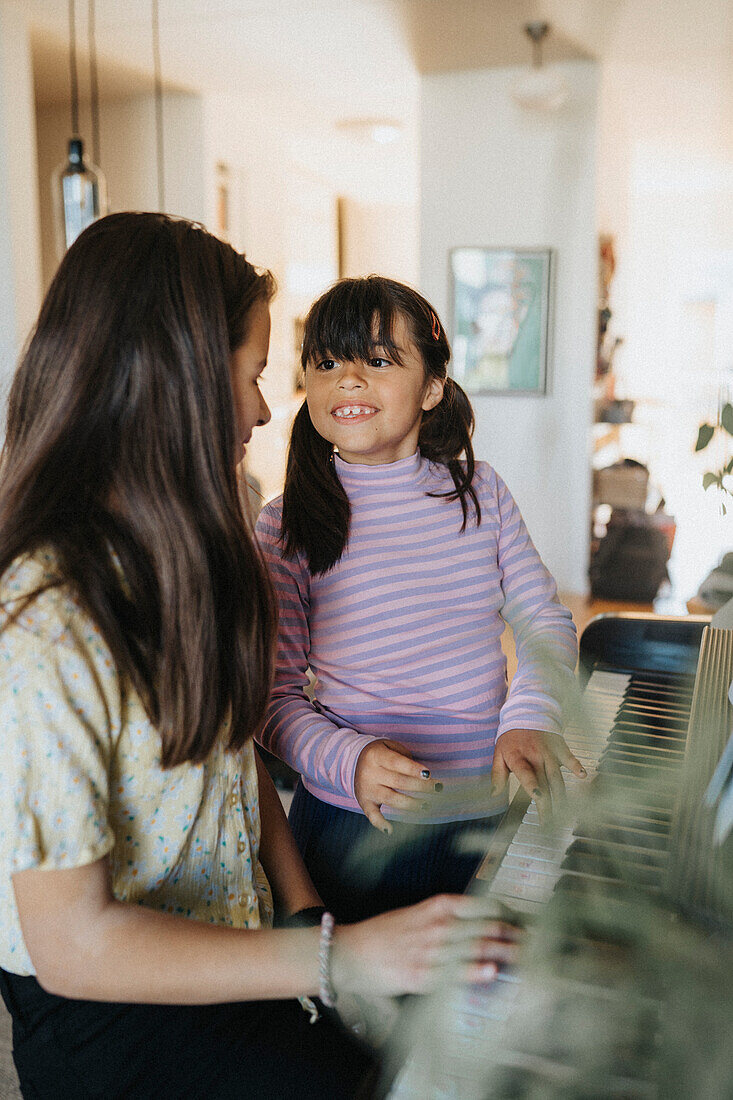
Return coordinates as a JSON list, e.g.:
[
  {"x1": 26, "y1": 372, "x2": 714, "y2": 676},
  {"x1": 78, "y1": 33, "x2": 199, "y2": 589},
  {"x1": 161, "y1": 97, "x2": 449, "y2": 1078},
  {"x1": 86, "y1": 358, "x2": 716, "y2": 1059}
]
[{"x1": 422, "y1": 375, "x2": 445, "y2": 412}]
